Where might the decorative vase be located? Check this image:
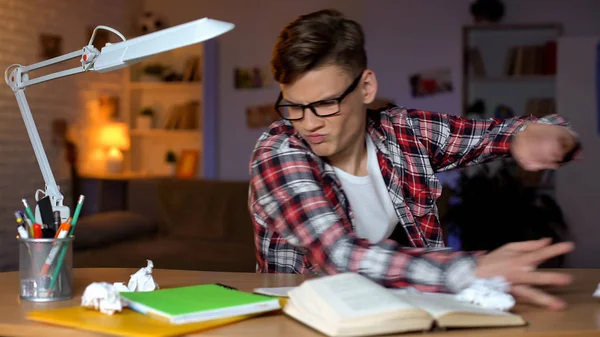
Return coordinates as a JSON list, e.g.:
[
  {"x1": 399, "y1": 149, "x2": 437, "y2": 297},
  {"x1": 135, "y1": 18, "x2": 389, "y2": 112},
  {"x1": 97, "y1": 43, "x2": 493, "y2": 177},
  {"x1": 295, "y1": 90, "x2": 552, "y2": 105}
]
[
  {"x1": 136, "y1": 115, "x2": 152, "y2": 130},
  {"x1": 166, "y1": 163, "x2": 176, "y2": 176}
]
